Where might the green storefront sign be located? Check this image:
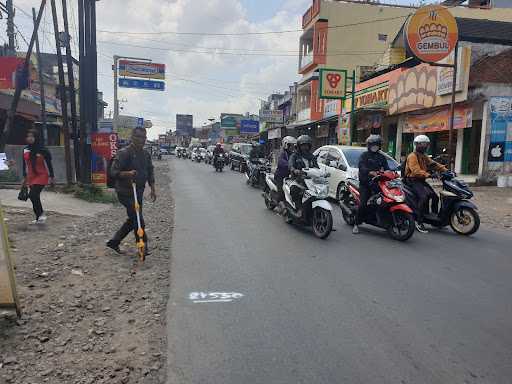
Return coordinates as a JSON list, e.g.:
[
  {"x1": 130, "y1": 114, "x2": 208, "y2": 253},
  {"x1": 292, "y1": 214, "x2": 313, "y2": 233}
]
[{"x1": 220, "y1": 114, "x2": 240, "y2": 136}]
